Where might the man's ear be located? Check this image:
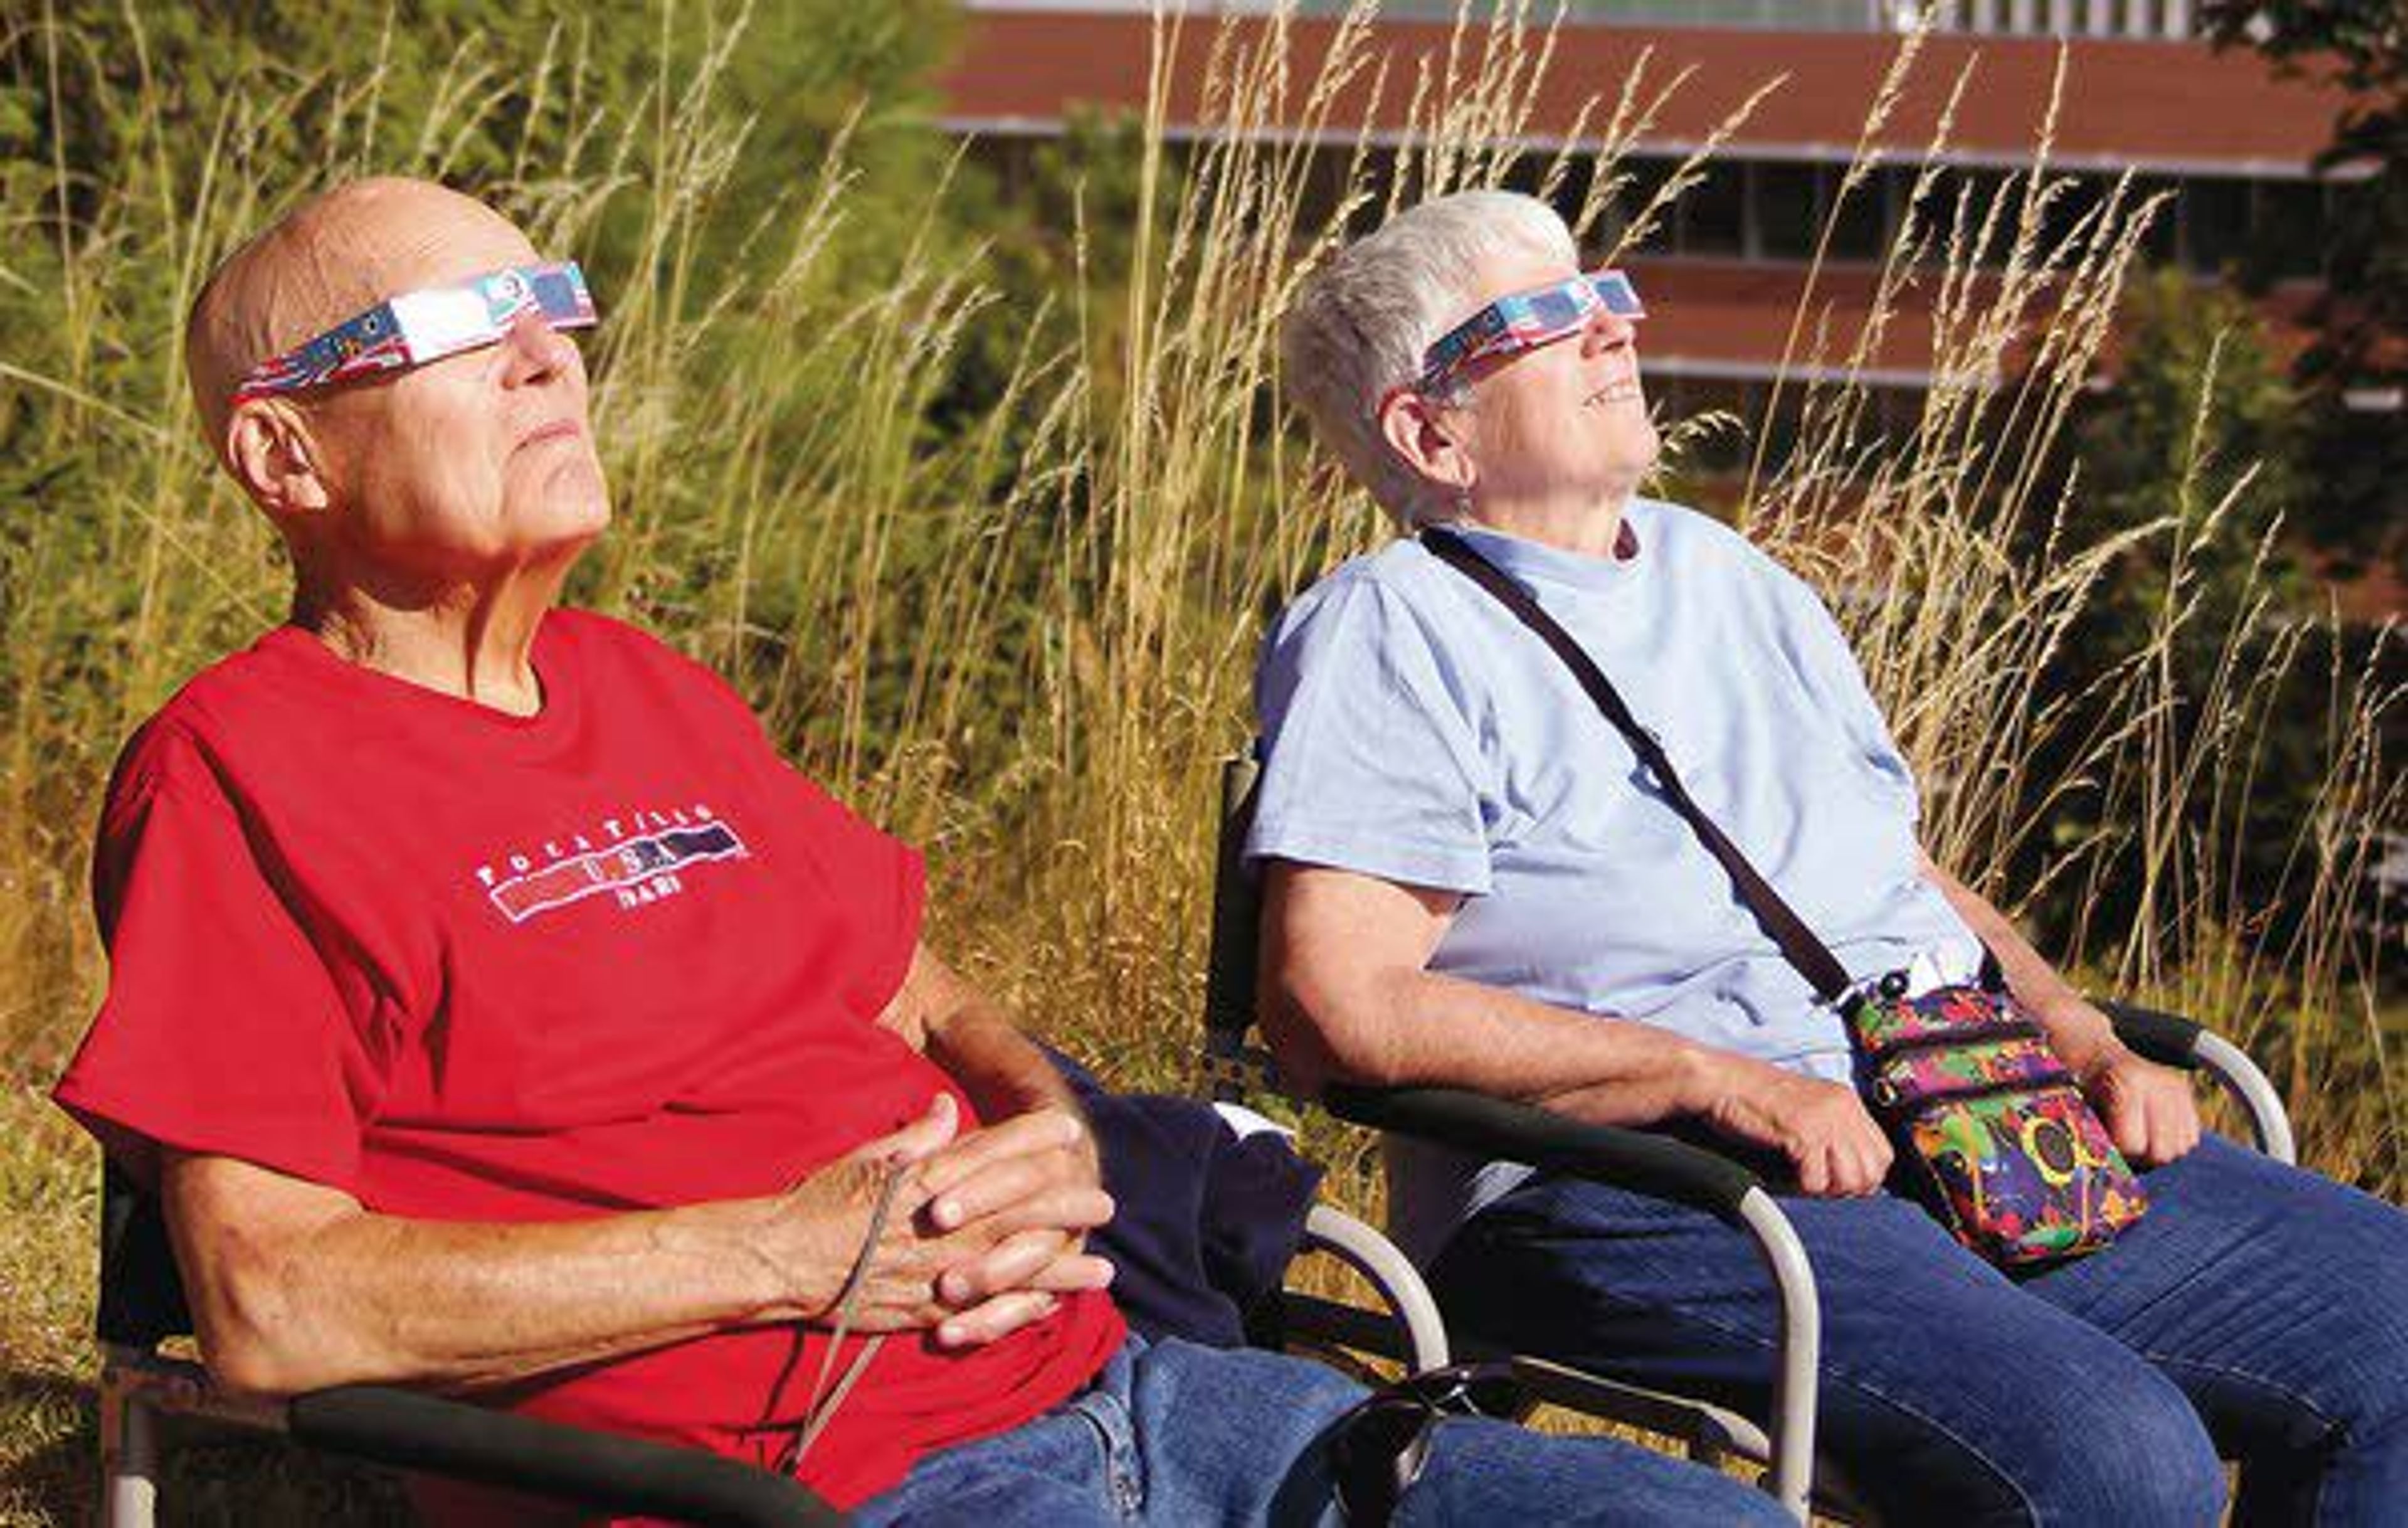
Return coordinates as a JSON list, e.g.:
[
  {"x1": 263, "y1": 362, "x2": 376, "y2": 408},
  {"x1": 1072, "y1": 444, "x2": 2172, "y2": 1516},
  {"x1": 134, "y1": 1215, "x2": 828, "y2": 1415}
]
[
  {"x1": 1376, "y1": 388, "x2": 1476, "y2": 497},
  {"x1": 224, "y1": 401, "x2": 332, "y2": 518}
]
